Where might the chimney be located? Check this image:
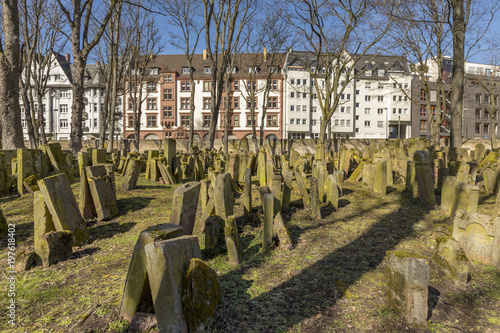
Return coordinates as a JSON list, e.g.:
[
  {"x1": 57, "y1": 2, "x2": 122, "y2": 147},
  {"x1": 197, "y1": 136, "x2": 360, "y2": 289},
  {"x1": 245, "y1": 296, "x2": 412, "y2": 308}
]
[
  {"x1": 263, "y1": 47, "x2": 267, "y2": 62},
  {"x1": 203, "y1": 50, "x2": 207, "y2": 60},
  {"x1": 65, "y1": 53, "x2": 71, "y2": 62}
]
